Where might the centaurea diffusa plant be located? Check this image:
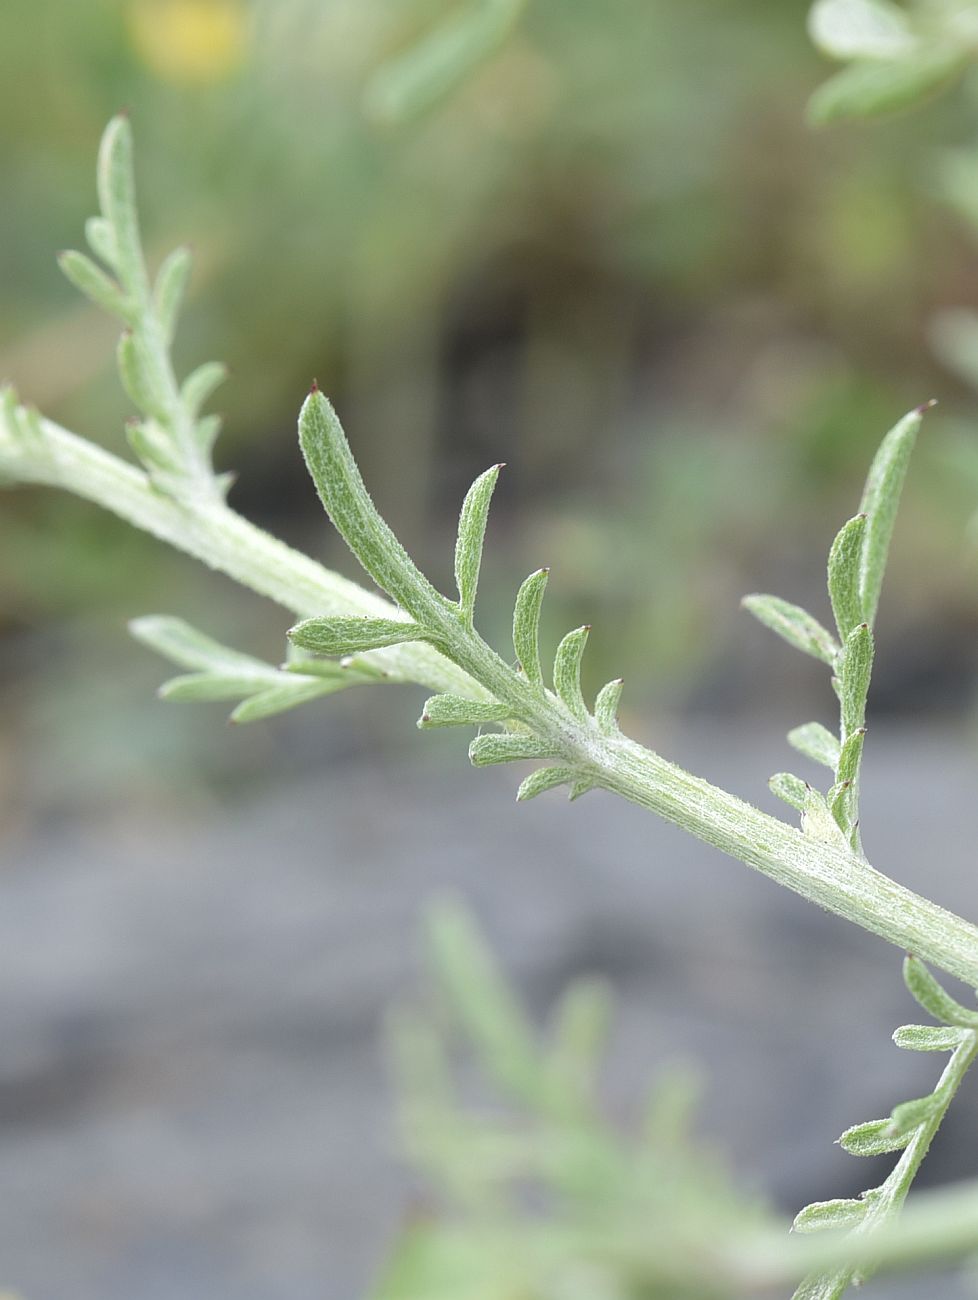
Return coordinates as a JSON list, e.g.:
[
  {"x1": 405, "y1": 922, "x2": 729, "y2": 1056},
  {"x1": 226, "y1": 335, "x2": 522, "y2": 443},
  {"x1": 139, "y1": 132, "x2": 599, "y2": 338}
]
[{"x1": 3, "y1": 114, "x2": 978, "y2": 1299}]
